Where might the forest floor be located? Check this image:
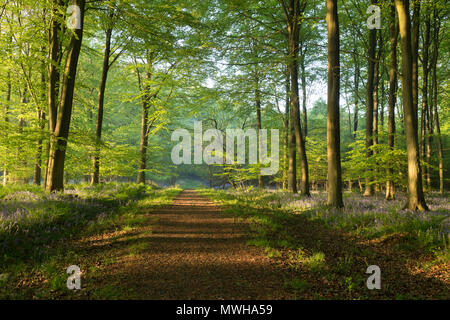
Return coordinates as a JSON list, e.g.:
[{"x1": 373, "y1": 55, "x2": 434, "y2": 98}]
[
  {"x1": 0, "y1": 187, "x2": 449, "y2": 299},
  {"x1": 72, "y1": 190, "x2": 296, "y2": 299}
]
